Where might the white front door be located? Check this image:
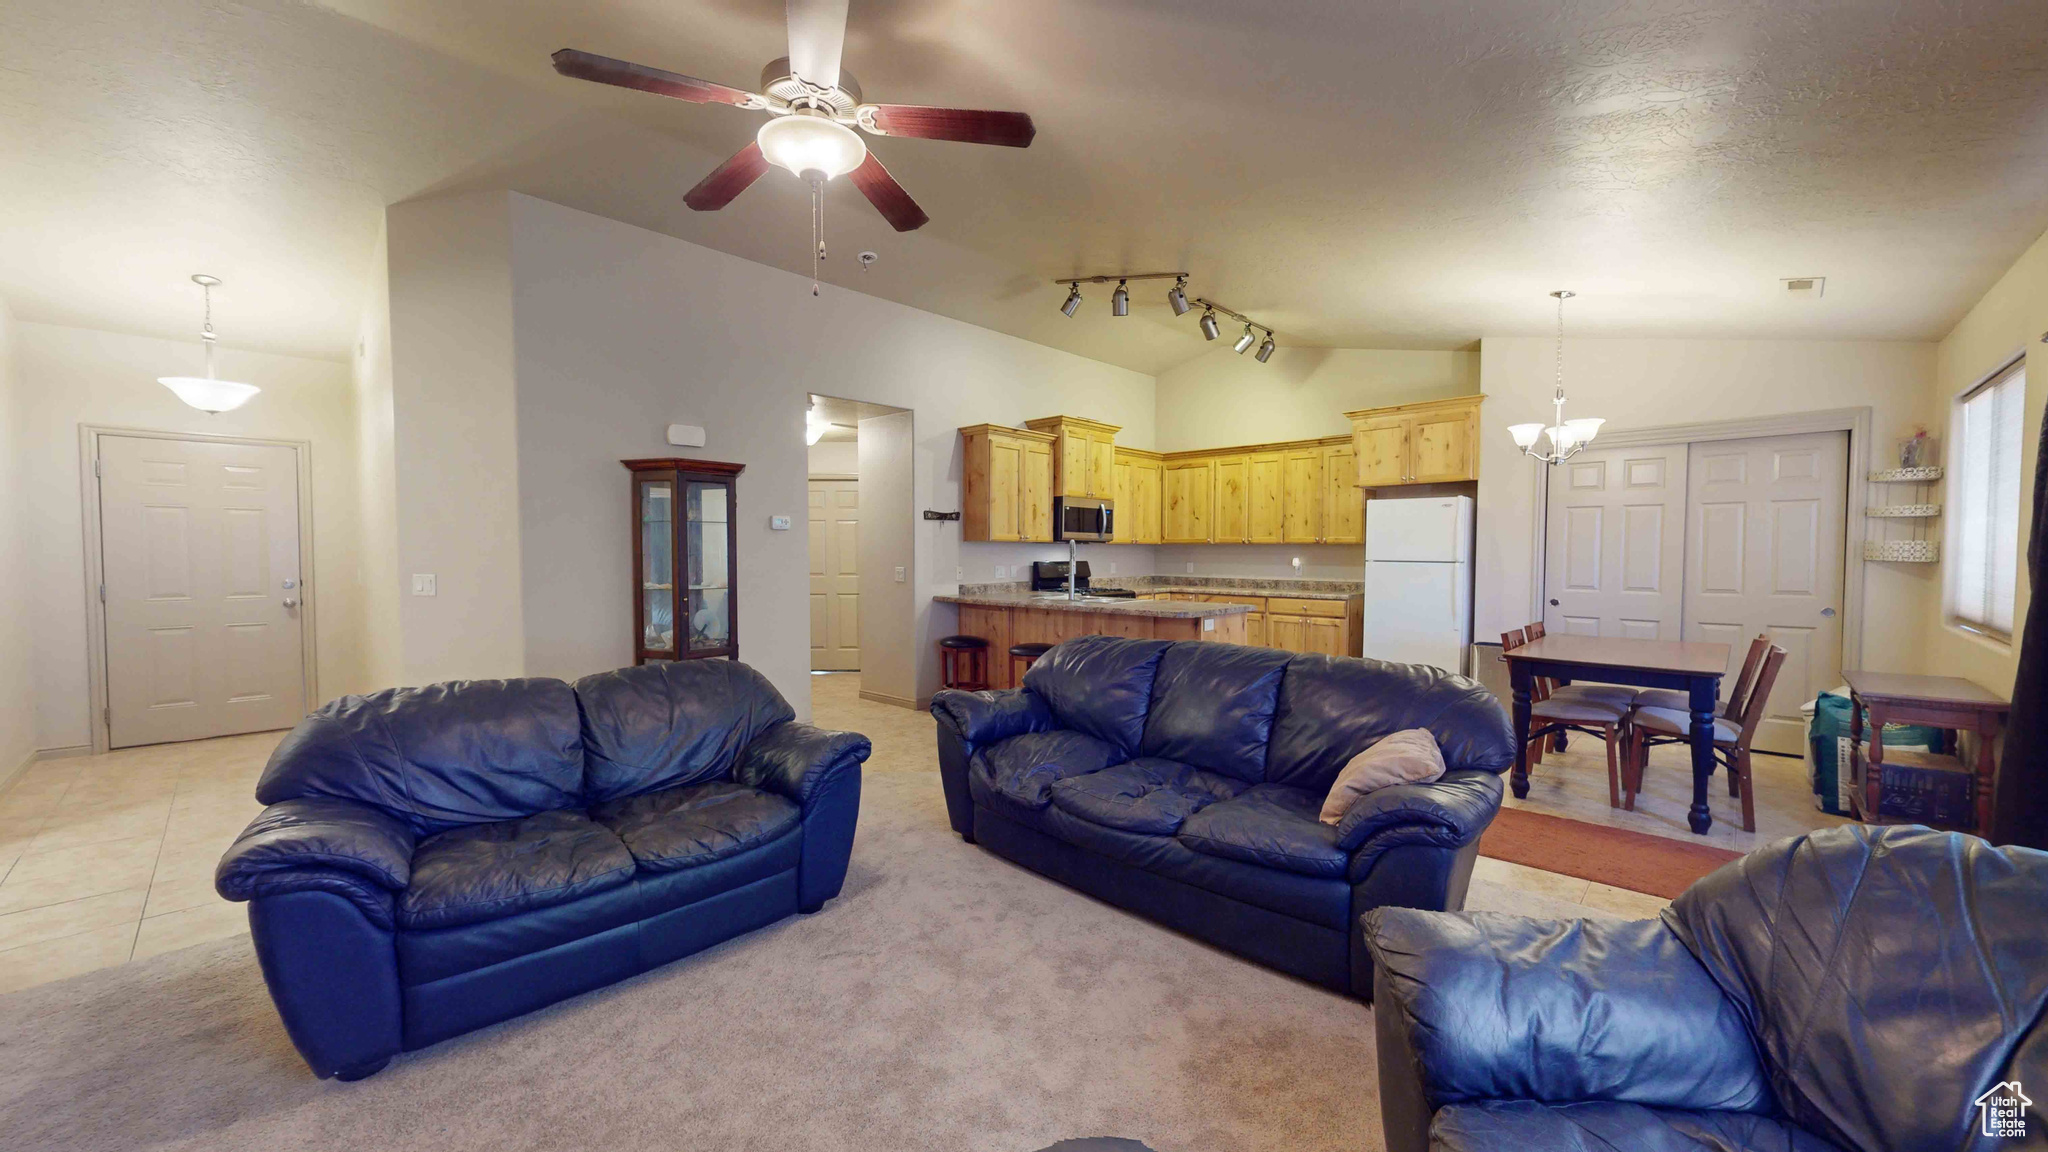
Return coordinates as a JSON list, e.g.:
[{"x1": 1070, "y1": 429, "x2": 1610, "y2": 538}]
[
  {"x1": 98, "y1": 434, "x2": 307, "y2": 748},
  {"x1": 1683, "y1": 432, "x2": 1848, "y2": 754},
  {"x1": 1543, "y1": 444, "x2": 1690, "y2": 641},
  {"x1": 807, "y1": 478, "x2": 861, "y2": 671}
]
